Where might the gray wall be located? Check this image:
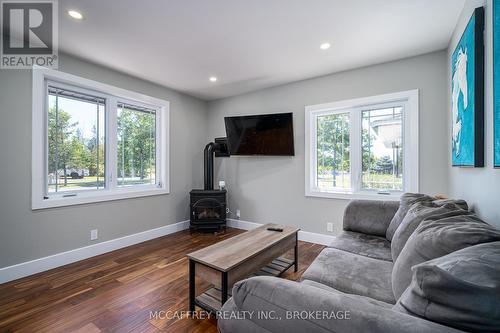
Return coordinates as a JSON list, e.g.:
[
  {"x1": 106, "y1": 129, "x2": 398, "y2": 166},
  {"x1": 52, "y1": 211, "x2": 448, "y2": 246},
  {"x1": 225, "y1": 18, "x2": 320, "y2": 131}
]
[
  {"x1": 207, "y1": 51, "x2": 450, "y2": 235},
  {"x1": 0, "y1": 54, "x2": 207, "y2": 268},
  {"x1": 448, "y1": 0, "x2": 500, "y2": 227},
  {"x1": 3, "y1": 28, "x2": 488, "y2": 269}
]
